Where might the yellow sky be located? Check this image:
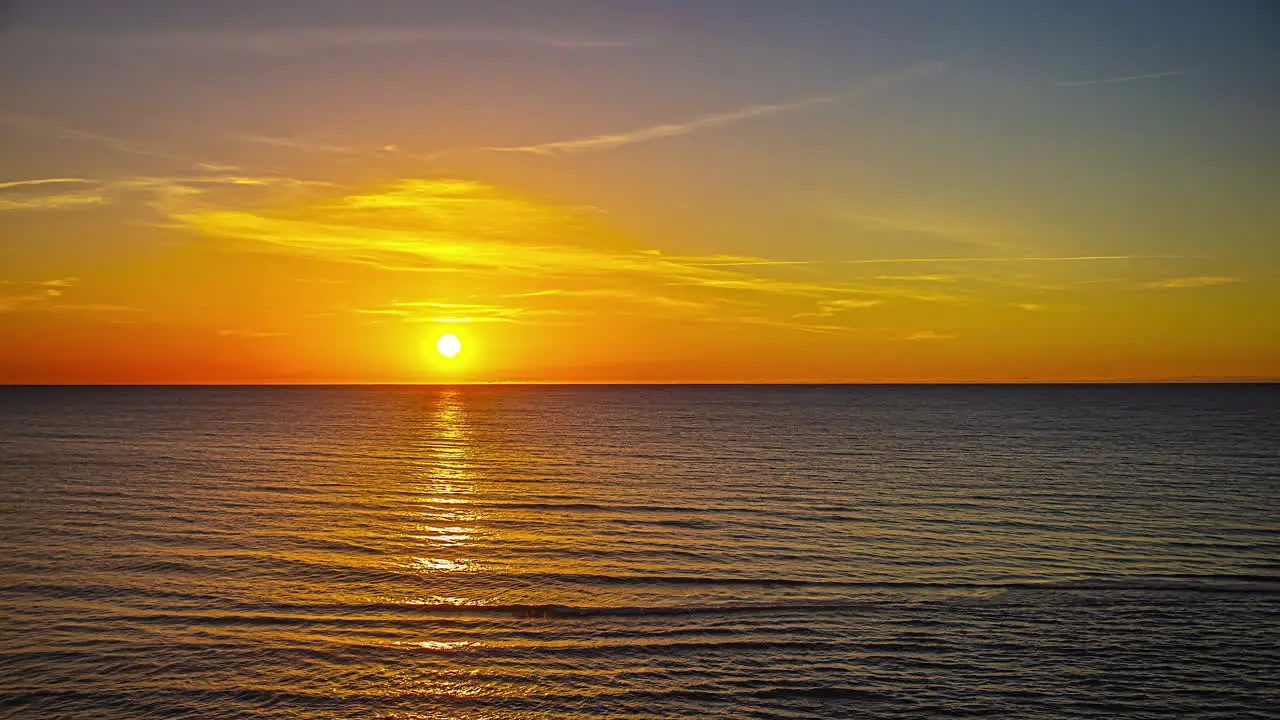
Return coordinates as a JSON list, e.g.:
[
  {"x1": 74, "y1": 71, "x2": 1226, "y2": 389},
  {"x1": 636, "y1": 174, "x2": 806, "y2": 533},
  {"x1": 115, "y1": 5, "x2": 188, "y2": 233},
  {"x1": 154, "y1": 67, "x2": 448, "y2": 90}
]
[{"x1": 1, "y1": 174, "x2": 1273, "y2": 383}]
